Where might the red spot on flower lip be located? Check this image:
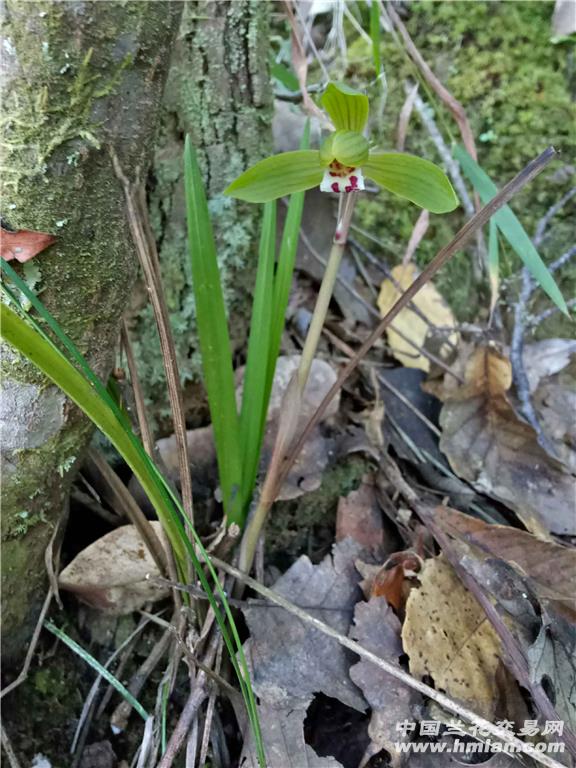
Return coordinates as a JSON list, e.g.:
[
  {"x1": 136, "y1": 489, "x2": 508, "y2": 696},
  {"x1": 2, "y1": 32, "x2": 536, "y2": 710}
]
[{"x1": 331, "y1": 182, "x2": 340, "y2": 193}]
